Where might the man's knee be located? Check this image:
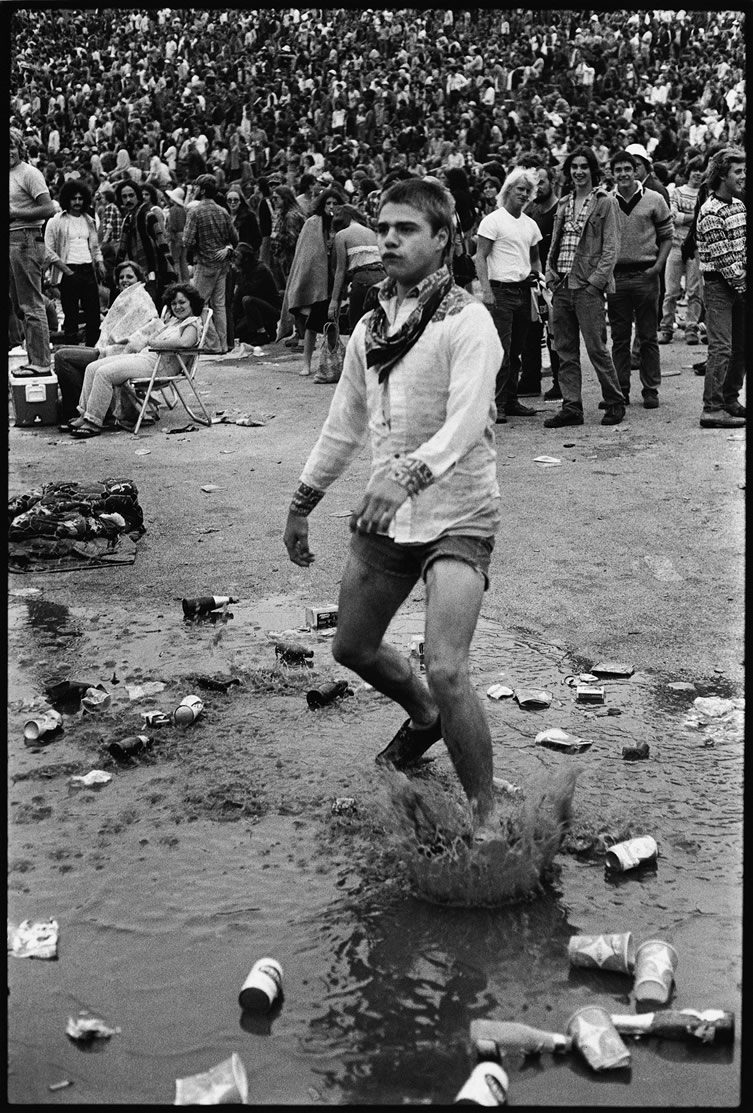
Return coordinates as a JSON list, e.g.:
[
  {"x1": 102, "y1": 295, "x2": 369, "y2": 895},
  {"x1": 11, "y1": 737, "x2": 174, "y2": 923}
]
[
  {"x1": 331, "y1": 633, "x2": 374, "y2": 673},
  {"x1": 424, "y1": 656, "x2": 469, "y2": 700}
]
